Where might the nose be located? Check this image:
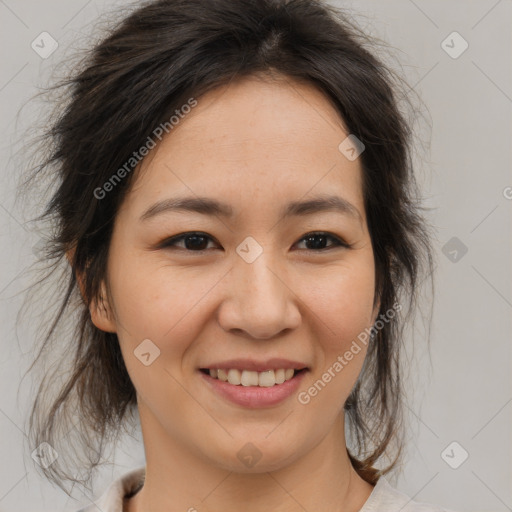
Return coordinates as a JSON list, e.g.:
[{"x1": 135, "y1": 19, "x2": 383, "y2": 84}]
[{"x1": 217, "y1": 251, "x2": 301, "y2": 340}]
